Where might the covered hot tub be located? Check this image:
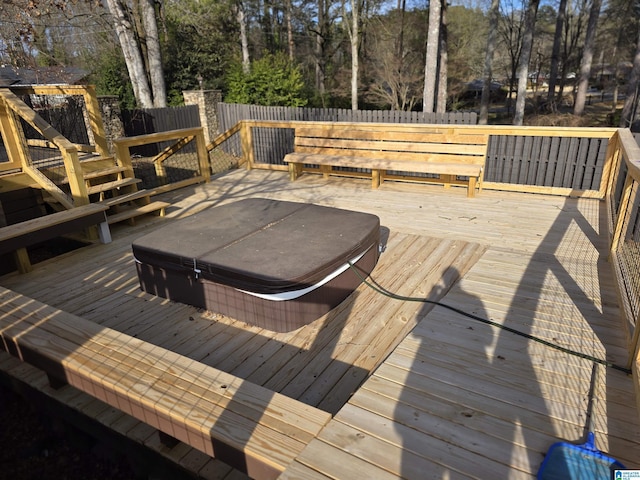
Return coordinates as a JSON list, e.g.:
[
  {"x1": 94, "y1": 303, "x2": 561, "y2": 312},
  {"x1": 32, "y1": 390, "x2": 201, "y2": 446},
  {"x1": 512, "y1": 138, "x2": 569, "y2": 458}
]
[{"x1": 132, "y1": 198, "x2": 381, "y2": 332}]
